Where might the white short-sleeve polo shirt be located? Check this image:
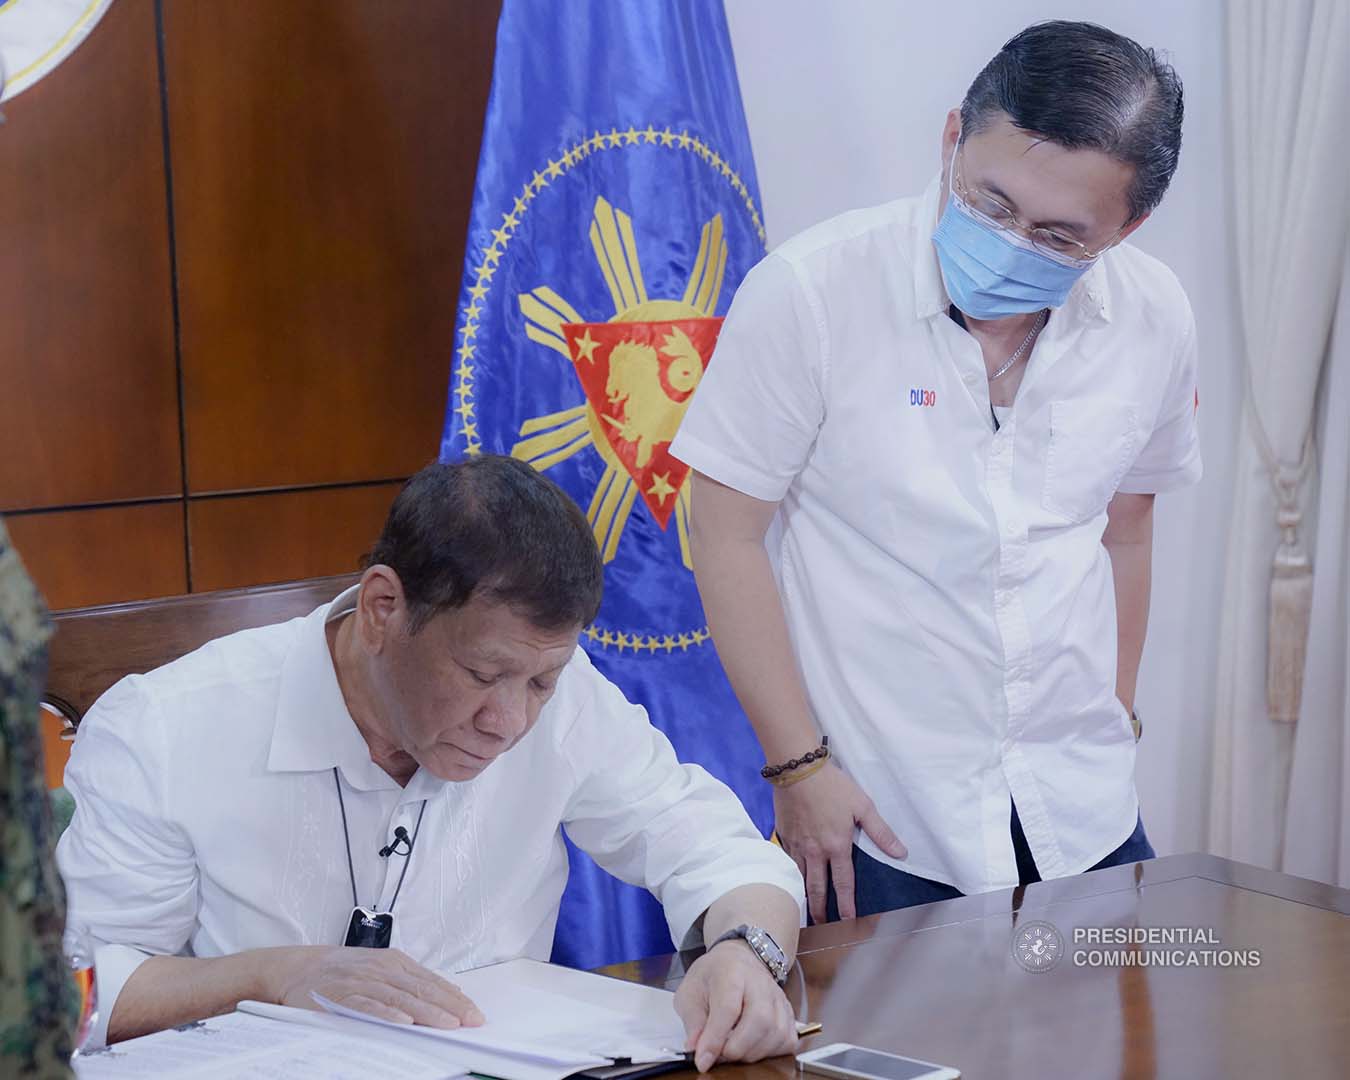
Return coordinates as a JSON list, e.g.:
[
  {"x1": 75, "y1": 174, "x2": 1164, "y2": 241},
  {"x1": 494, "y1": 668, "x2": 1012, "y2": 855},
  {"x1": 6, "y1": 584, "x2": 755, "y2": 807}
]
[{"x1": 672, "y1": 175, "x2": 1201, "y2": 894}]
